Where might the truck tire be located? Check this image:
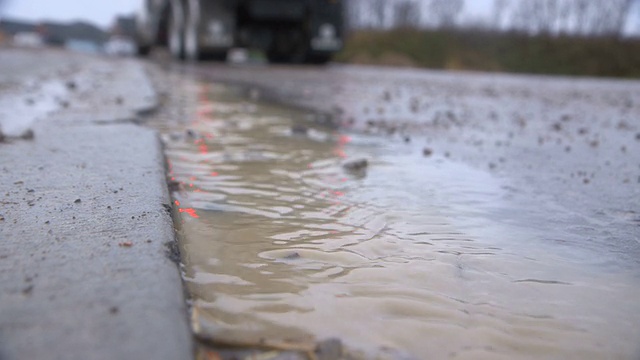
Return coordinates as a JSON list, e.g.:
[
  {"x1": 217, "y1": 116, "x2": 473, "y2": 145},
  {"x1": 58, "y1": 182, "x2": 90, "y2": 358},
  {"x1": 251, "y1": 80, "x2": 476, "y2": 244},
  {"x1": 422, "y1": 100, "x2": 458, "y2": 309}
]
[{"x1": 168, "y1": 0, "x2": 185, "y2": 59}]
